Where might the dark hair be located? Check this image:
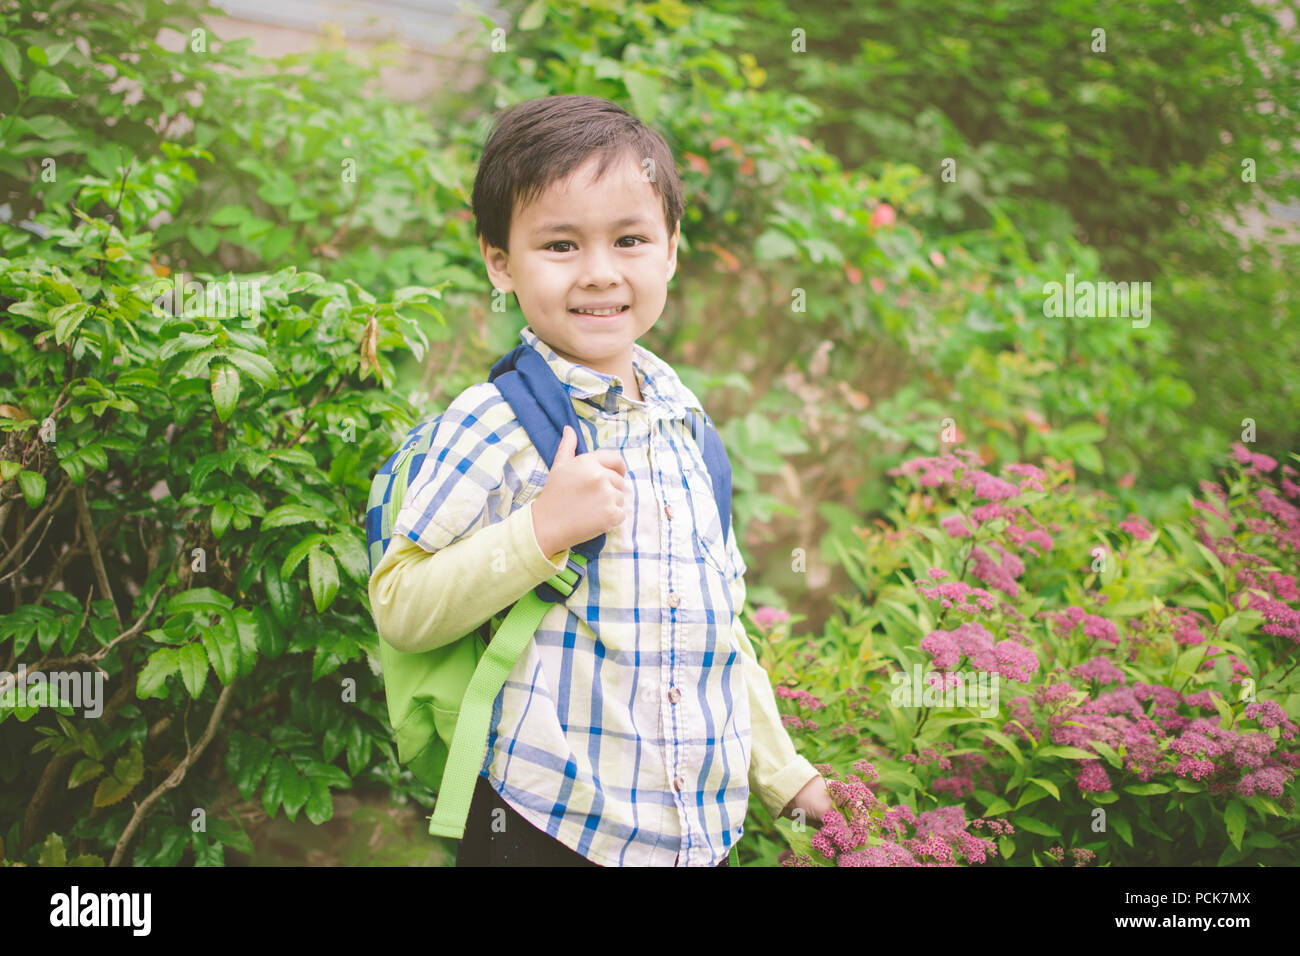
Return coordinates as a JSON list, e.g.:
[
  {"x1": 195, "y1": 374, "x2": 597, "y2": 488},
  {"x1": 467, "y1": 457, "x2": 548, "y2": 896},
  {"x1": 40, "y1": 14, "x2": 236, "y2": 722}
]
[{"x1": 471, "y1": 95, "x2": 684, "y2": 253}]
